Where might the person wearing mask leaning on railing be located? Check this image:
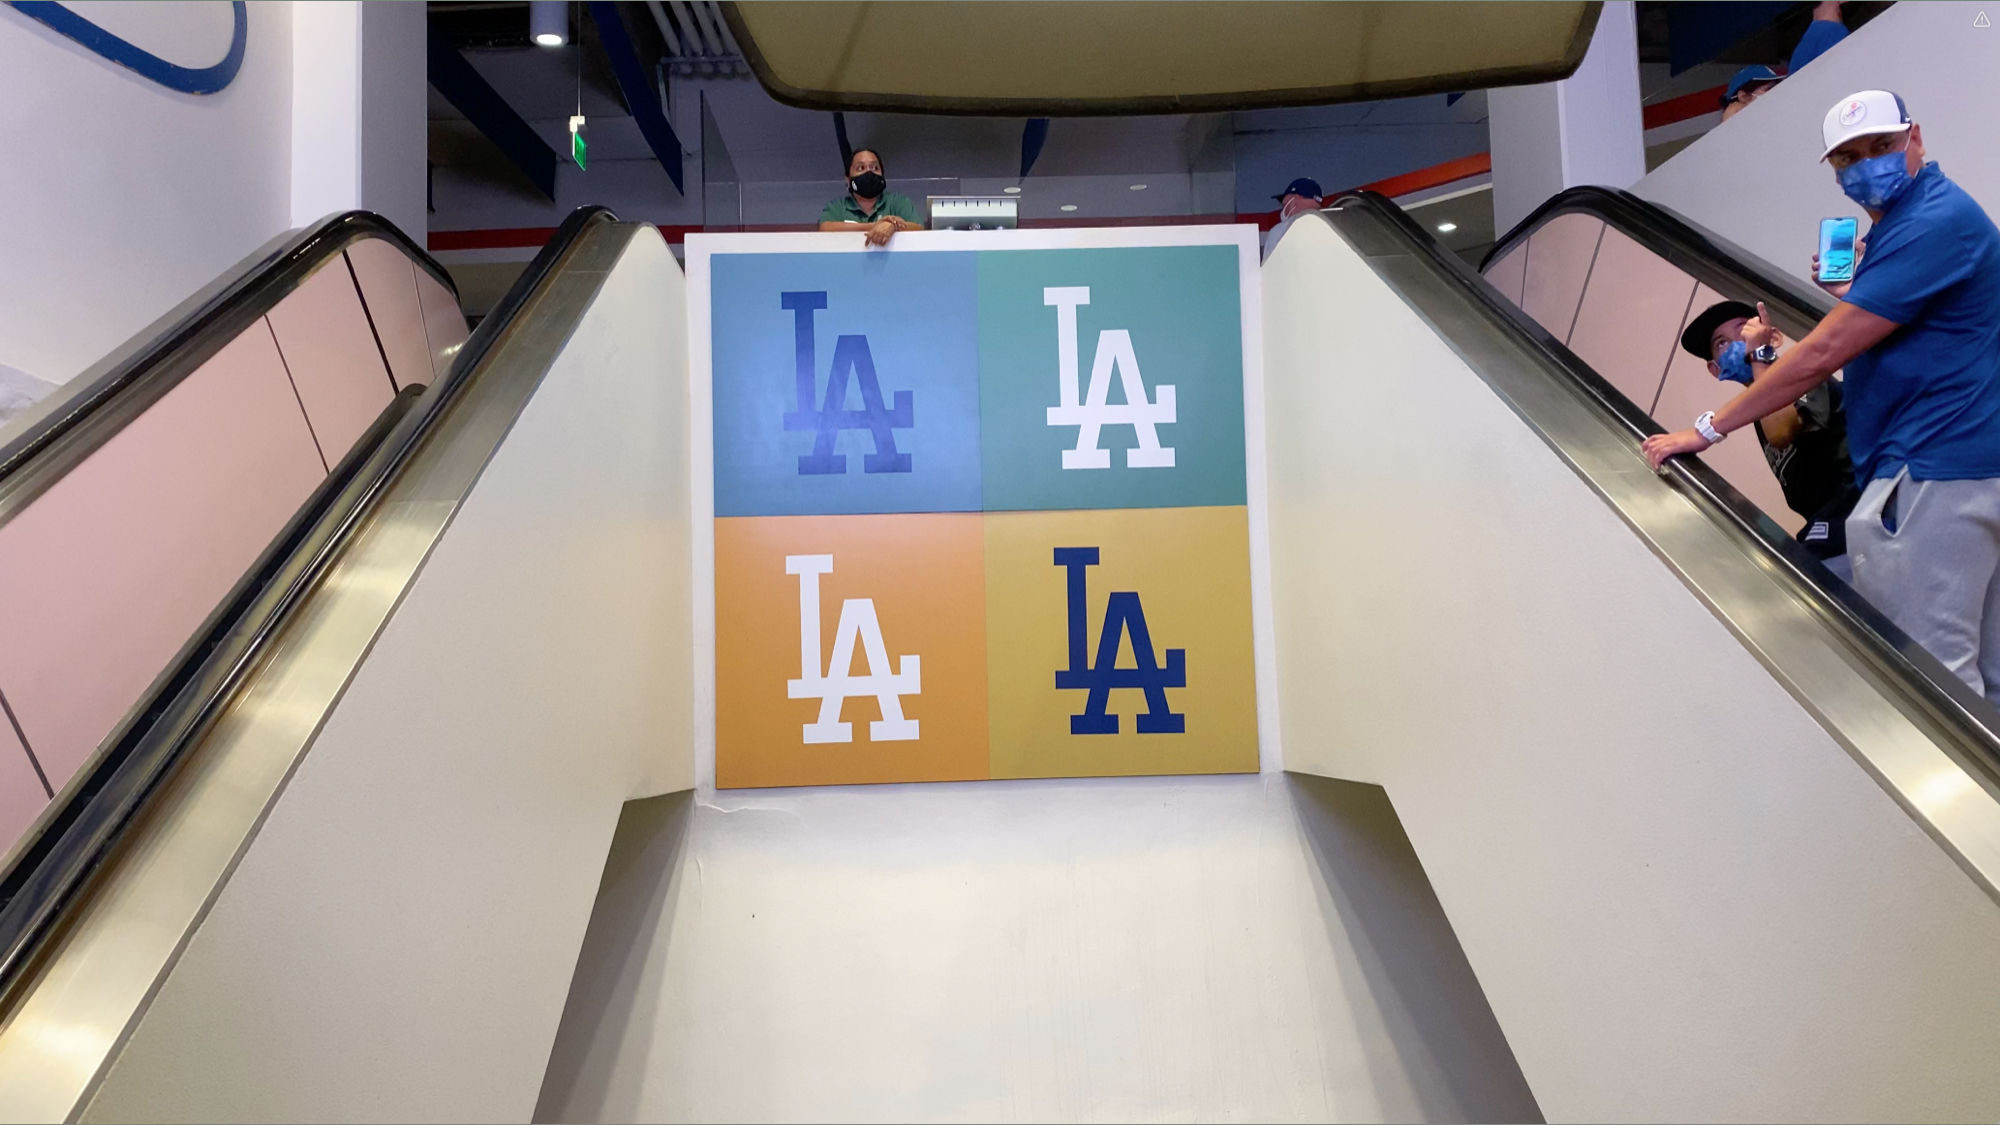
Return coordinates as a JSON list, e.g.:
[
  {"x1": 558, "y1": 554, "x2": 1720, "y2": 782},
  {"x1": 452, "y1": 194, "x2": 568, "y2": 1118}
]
[
  {"x1": 1644, "y1": 91, "x2": 2000, "y2": 703},
  {"x1": 1680, "y1": 298, "x2": 1861, "y2": 583},
  {"x1": 818, "y1": 148, "x2": 924, "y2": 247}
]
